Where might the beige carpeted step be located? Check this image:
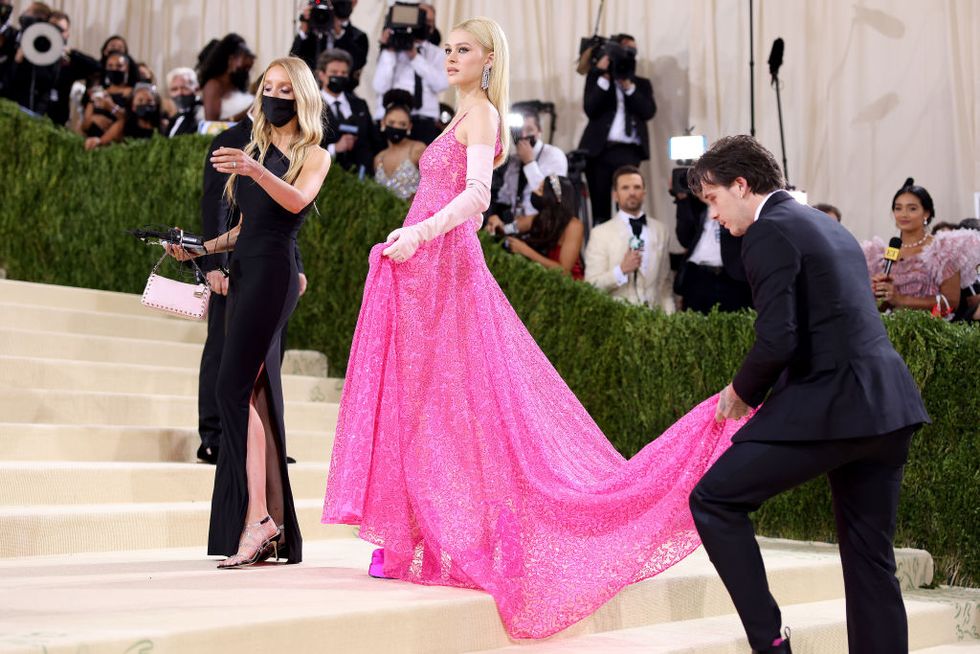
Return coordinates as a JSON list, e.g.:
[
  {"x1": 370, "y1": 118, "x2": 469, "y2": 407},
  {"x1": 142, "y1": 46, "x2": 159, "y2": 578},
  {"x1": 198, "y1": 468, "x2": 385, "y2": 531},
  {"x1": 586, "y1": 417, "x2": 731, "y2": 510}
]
[
  {"x1": 0, "y1": 499, "x2": 354, "y2": 558},
  {"x1": 0, "y1": 278, "x2": 154, "y2": 316},
  {"x1": 0, "y1": 356, "x2": 342, "y2": 402},
  {"x1": 0, "y1": 539, "x2": 948, "y2": 654},
  {"x1": 915, "y1": 644, "x2": 980, "y2": 653},
  {"x1": 0, "y1": 302, "x2": 207, "y2": 343},
  {"x1": 1, "y1": 327, "x2": 204, "y2": 368},
  {"x1": 0, "y1": 424, "x2": 335, "y2": 463},
  {"x1": 908, "y1": 586, "x2": 980, "y2": 642},
  {"x1": 0, "y1": 462, "x2": 329, "y2": 505},
  {"x1": 0, "y1": 388, "x2": 338, "y2": 432},
  {"x1": 475, "y1": 598, "x2": 954, "y2": 653}
]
